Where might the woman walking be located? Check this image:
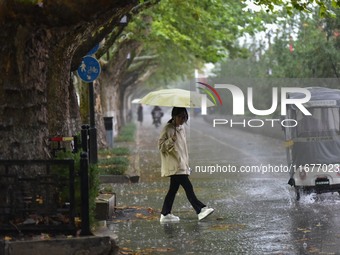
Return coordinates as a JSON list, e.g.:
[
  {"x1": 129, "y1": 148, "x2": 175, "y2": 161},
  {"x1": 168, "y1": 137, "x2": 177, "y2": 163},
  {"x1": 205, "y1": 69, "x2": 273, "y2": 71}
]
[{"x1": 158, "y1": 107, "x2": 214, "y2": 222}]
